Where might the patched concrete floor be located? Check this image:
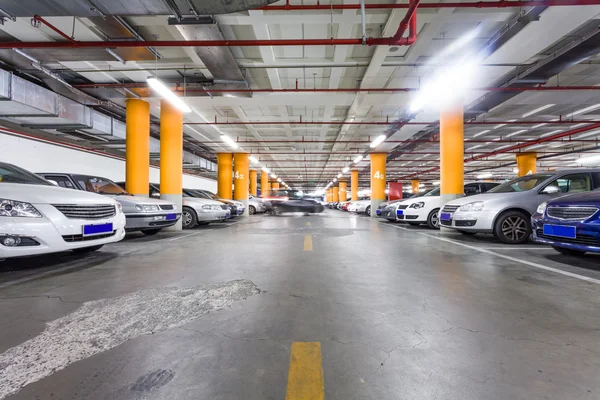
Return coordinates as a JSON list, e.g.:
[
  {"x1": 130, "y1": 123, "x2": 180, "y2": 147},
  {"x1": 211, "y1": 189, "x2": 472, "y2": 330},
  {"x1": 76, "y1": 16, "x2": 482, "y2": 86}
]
[{"x1": 1, "y1": 211, "x2": 600, "y2": 399}]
